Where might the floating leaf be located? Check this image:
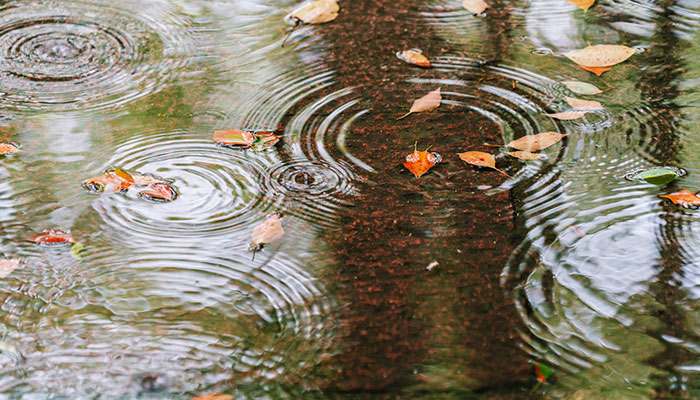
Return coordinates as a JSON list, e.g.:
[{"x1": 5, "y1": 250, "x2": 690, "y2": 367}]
[
  {"x1": 458, "y1": 151, "x2": 508, "y2": 176},
  {"x1": 536, "y1": 363, "x2": 553, "y2": 383},
  {"x1": 0, "y1": 142, "x2": 20, "y2": 155},
  {"x1": 397, "y1": 49, "x2": 430, "y2": 68},
  {"x1": 632, "y1": 168, "x2": 678, "y2": 185},
  {"x1": 251, "y1": 131, "x2": 280, "y2": 151},
  {"x1": 564, "y1": 45, "x2": 636, "y2": 68},
  {"x1": 69, "y1": 243, "x2": 85, "y2": 259},
  {"x1": 214, "y1": 129, "x2": 255, "y2": 147},
  {"x1": 0, "y1": 259, "x2": 20, "y2": 278},
  {"x1": 566, "y1": 96, "x2": 603, "y2": 111},
  {"x1": 139, "y1": 183, "x2": 177, "y2": 202},
  {"x1": 660, "y1": 190, "x2": 700, "y2": 207},
  {"x1": 565, "y1": 0, "x2": 595, "y2": 11},
  {"x1": 463, "y1": 0, "x2": 488, "y2": 14},
  {"x1": 507, "y1": 151, "x2": 547, "y2": 160},
  {"x1": 543, "y1": 111, "x2": 588, "y2": 120},
  {"x1": 506, "y1": 132, "x2": 567, "y2": 151},
  {"x1": 397, "y1": 88, "x2": 441, "y2": 120},
  {"x1": 191, "y1": 395, "x2": 233, "y2": 400},
  {"x1": 251, "y1": 214, "x2": 285, "y2": 246},
  {"x1": 291, "y1": 0, "x2": 339, "y2": 24},
  {"x1": 27, "y1": 229, "x2": 76, "y2": 244},
  {"x1": 83, "y1": 168, "x2": 135, "y2": 194},
  {"x1": 404, "y1": 144, "x2": 440, "y2": 178},
  {"x1": 131, "y1": 173, "x2": 168, "y2": 186},
  {"x1": 562, "y1": 81, "x2": 602, "y2": 95},
  {"x1": 579, "y1": 65, "x2": 611, "y2": 76}
]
